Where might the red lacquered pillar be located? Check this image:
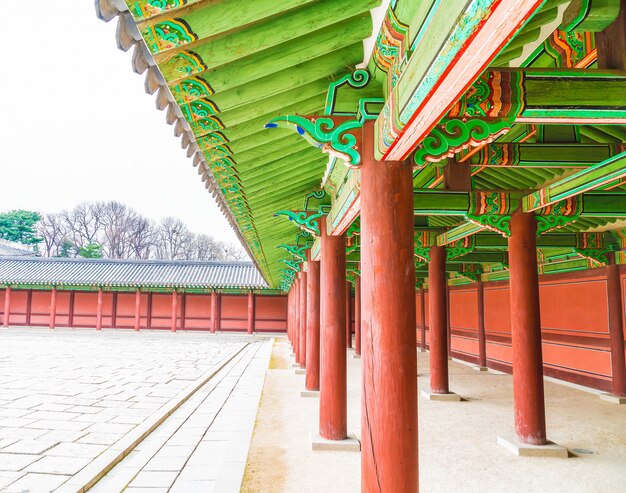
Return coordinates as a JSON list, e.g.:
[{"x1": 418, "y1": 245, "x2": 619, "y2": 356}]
[
  {"x1": 3, "y1": 286, "x2": 11, "y2": 327},
  {"x1": 606, "y1": 258, "x2": 626, "y2": 397},
  {"x1": 216, "y1": 294, "x2": 222, "y2": 332},
  {"x1": 354, "y1": 275, "x2": 361, "y2": 356},
  {"x1": 287, "y1": 289, "x2": 292, "y2": 345},
  {"x1": 294, "y1": 278, "x2": 301, "y2": 364},
  {"x1": 509, "y1": 211, "x2": 546, "y2": 445},
  {"x1": 171, "y1": 291, "x2": 178, "y2": 332},
  {"x1": 49, "y1": 287, "x2": 57, "y2": 330},
  {"x1": 447, "y1": 285, "x2": 452, "y2": 358},
  {"x1": 299, "y1": 271, "x2": 308, "y2": 368},
  {"x1": 420, "y1": 287, "x2": 427, "y2": 351},
  {"x1": 247, "y1": 292, "x2": 255, "y2": 335},
  {"x1": 319, "y1": 216, "x2": 347, "y2": 440},
  {"x1": 210, "y1": 292, "x2": 217, "y2": 334},
  {"x1": 134, "y1": 290, "x2": 141, "y2": 331},
  {"x1": 361, "y1": 121, "x2": 418, "y2": 492},
  {"x1": 429, "y1": 245, "x2": 449, "y2": 394},
  {"x1": 477, "y1": 280, "x2": 487, "y2": 368},
  {"x1": 96, "y1": 288, "x2": 103, "y2": 331},
  {"x1": 345, "y1": 280, "x2": 352, "y2": 349},
  {"x1": 306, "y1": 256, "x2": 321, "y2": 390}
]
